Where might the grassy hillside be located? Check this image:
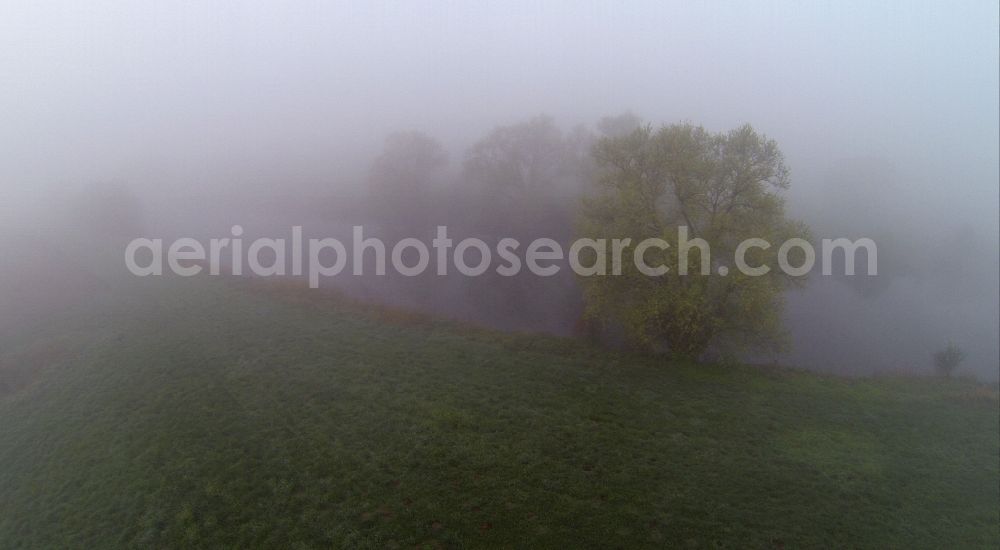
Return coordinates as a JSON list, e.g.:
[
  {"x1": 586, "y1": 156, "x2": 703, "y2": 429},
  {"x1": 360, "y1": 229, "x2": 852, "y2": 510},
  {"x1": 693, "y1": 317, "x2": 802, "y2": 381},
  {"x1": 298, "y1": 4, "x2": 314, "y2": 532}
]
[{"x1": 0, "y1": 277, "x2": 997, "y2": 548}]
